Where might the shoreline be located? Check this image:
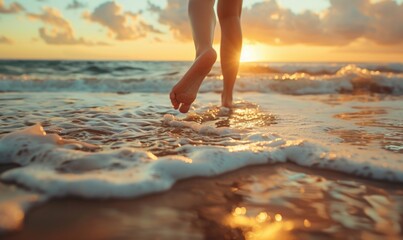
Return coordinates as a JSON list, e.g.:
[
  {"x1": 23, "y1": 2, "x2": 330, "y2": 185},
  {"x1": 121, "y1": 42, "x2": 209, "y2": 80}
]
[{"x1": 2, "y1": 162, "x2": 403, "y2": 239}]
